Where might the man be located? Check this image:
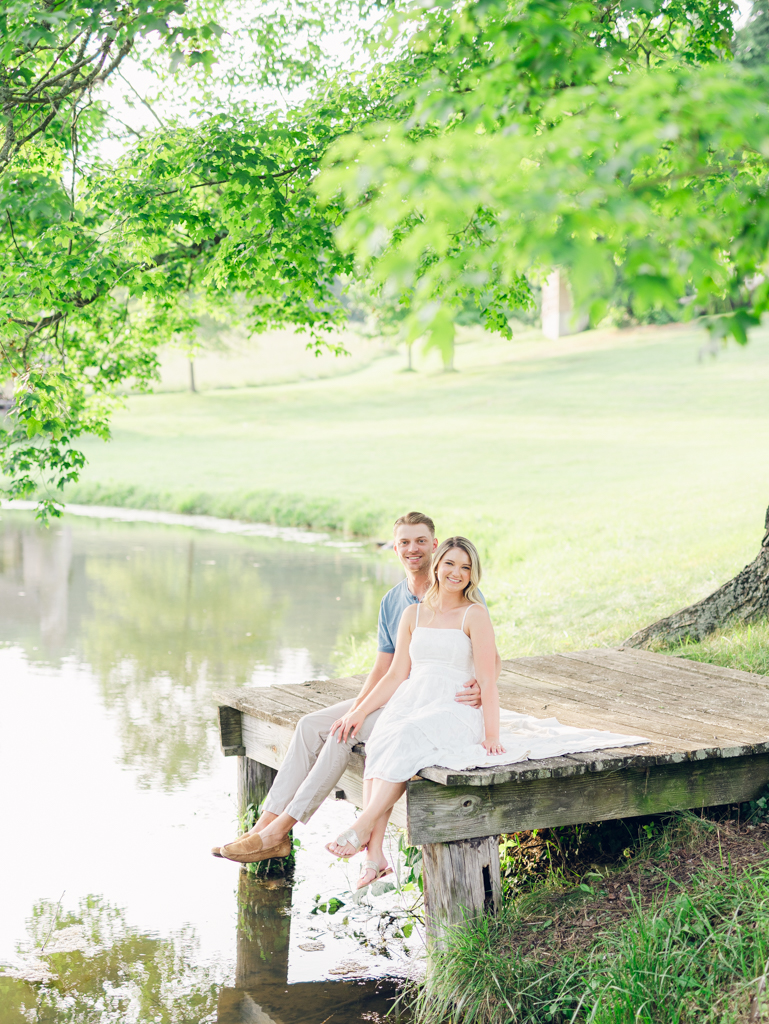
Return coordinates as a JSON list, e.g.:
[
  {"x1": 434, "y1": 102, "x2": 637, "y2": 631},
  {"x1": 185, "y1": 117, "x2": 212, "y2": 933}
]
[{"x1": 215, "y1": 511, "x2": 500, "y2": 863}]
